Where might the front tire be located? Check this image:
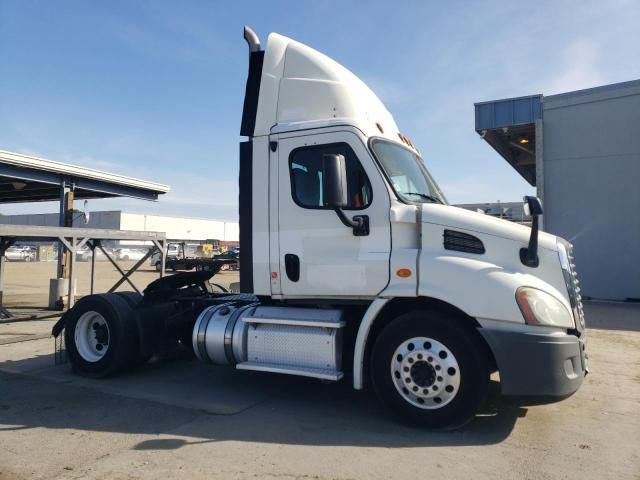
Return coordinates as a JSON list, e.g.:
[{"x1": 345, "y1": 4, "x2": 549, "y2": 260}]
[{"x1": 371, "y1": 310, "x2": 489, "y2": 430}]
